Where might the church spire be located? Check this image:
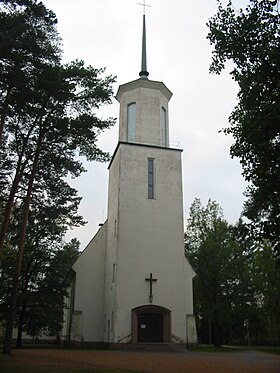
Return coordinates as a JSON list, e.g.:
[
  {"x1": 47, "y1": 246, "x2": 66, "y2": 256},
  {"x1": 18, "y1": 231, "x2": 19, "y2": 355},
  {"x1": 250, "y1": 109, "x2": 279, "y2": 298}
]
[{"x1": 139, "y1": 14, "x2": 149, "y2": 79}]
